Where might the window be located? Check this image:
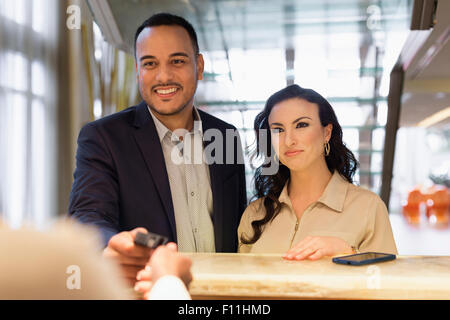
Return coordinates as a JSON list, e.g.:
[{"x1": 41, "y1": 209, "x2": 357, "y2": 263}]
[{"x1": 0, "y1": 0, "x2": 58, "y2": 228}]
